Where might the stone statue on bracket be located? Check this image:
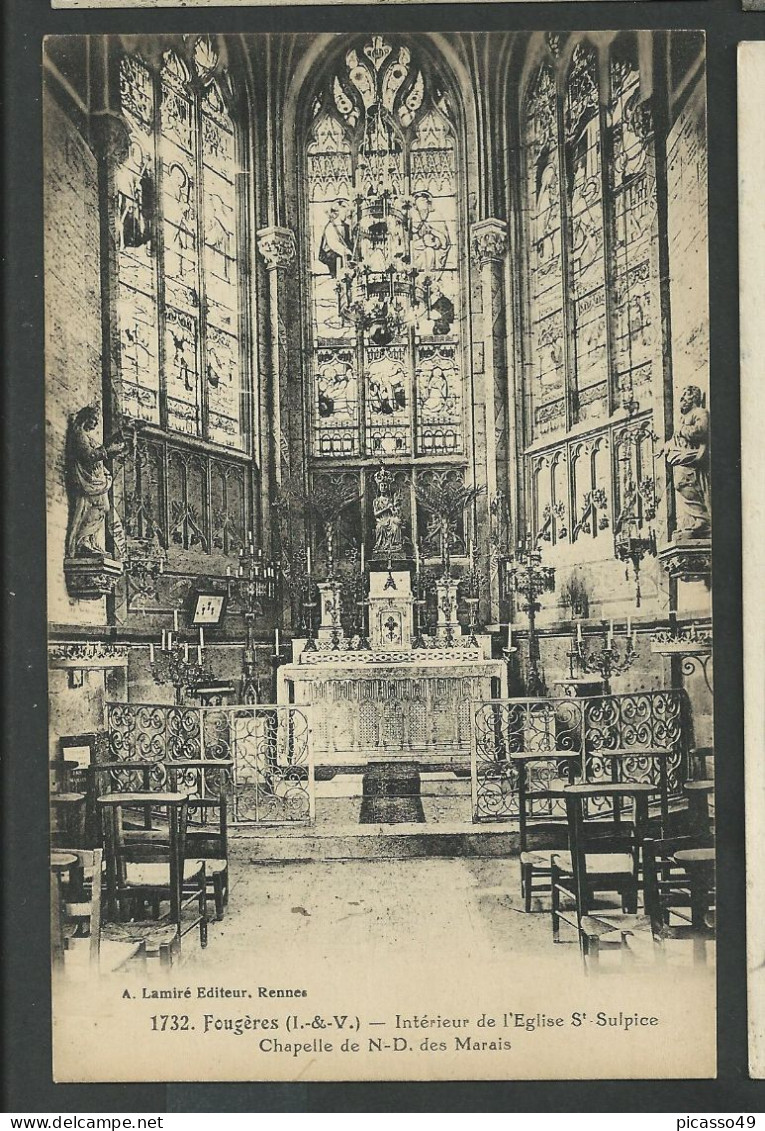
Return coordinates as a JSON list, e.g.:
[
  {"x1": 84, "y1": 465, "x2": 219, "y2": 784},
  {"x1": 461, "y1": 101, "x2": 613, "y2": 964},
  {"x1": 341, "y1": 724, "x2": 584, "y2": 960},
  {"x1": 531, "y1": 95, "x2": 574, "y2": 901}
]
[
  {"x1": 372, "y1": 465, "x2": 404, "y2": 557},
  {"x1": 64, "y1": 404, "x2": 126, "y2": 598},
  {"x1": 662, "y1": 385, "x2": 711, "y2": 539}
]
